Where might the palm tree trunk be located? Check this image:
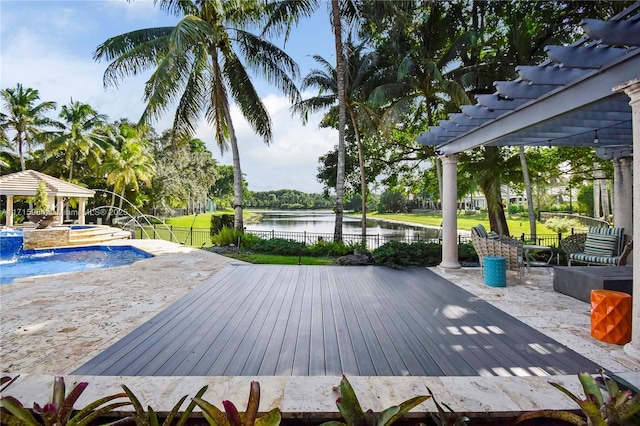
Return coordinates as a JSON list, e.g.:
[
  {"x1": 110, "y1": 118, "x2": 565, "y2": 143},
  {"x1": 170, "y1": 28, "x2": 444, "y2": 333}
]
[
  {"x1": 519, "y1": 146, "x2": 536, "y2": 241},
  {"x1": 106, "y1": 192, "x2": 116, "y2": 223},
  {"x1": 348, "y1": 107, "x2": 367, "y2": 244},
  {"x1": 435, "y1": 157, "x2": 443, "y2": 210},
  {"x1": 118, "y1": 187, "x2": 125, "y2": 211},
  {"x1": 331, "y1": 0, "x2": 345, "y2": 243},
  {"x1": 17, "y1": 132, "x2": 26, "y2": 171},
  {"x1": 226, "y1": 109, "x2": 244, "y2": 231}
]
